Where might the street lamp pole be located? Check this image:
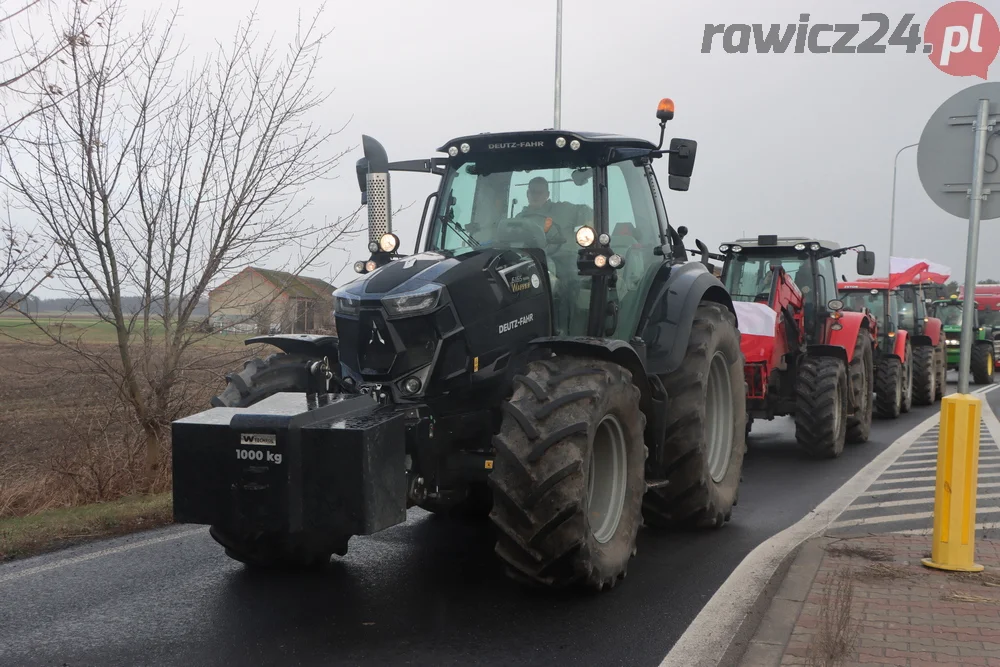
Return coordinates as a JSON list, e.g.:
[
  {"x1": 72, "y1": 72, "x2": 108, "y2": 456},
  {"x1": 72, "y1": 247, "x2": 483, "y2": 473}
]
[
  {"x1": 554, "y1": 0, "x2": 562, "y2": 130},
  {"x1": 889, "y1": 142, "x2": 919, "y2": 263}
]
